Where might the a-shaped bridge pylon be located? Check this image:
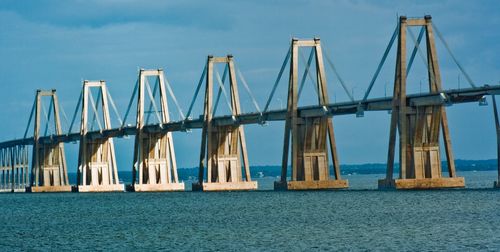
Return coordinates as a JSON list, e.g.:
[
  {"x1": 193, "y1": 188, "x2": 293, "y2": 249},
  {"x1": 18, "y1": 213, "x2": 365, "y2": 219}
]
[
  {"x1": 30, "y1": 90, "x2": 72, "y2": 192},
  {"x1": 378, "y1": 16, "x2": 465, "y2": 189},
  {"x1": 273, "y1": 38, "x2": 349, "y2": 190},
  {"x1": 77, "y1": 81, "x2": 125, "y2": 192},
  {"x1": 131, "y1": 69, "x2": 185, "y2": 192},
  {"x1": 192, "y1": 55, "x2": 258, "y2": 191}
]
